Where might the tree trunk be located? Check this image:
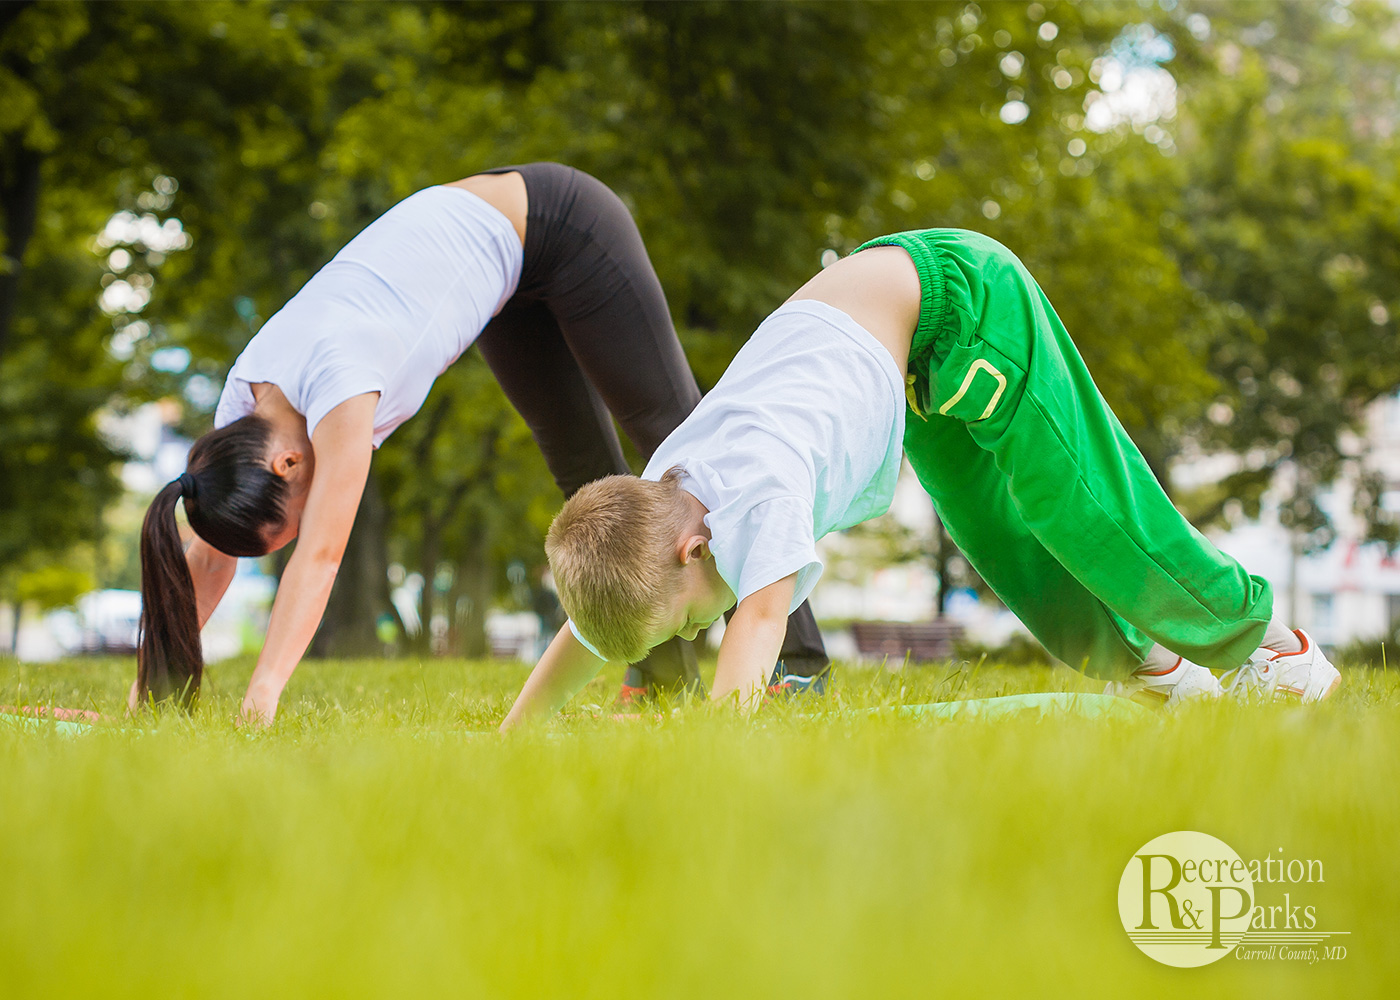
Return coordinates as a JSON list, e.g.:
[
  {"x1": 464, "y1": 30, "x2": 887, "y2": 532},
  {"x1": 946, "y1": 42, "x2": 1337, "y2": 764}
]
[
  {"x1": 308, "y1": 470, "x2": 394, "y2": 658},
  {"x1": 457, "y1": 527, "x2": 491, "y2": 660},
  {"x1": 932, "y1": 507, "x2": 949, "y2": 617},
  {"x1": 411, "y1": 505, "x2": 439, "y2": 657},
  {"x1": 0, "y1": 142, "x2": 43, "y2": 365}
]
